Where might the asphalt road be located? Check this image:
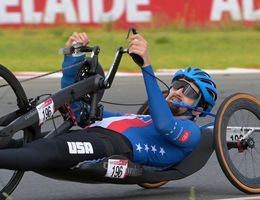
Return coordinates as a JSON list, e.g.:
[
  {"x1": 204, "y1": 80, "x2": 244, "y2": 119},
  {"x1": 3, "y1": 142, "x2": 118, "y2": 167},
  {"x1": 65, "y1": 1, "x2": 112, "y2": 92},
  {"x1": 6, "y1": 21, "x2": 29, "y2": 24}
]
[{"x1": 3, "y1": 73, "x2": 260, "y2": 200}]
